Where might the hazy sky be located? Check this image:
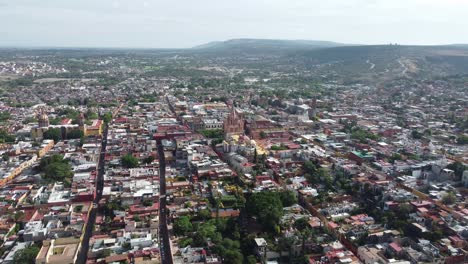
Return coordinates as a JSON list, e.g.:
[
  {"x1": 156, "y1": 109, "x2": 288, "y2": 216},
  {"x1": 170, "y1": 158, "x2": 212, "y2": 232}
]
[{"x1": 1, "y1": 0, "x2": 467, "y2": 48}]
